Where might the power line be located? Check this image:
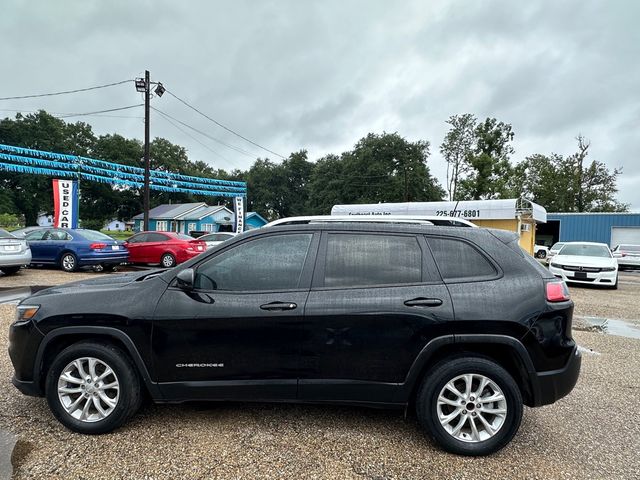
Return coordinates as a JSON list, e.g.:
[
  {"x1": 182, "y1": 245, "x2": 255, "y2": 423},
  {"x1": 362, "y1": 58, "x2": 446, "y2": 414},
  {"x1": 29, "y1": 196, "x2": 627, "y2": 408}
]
[
  {"x1": 152, "y1": 107, "x2": 256, "y2": 158},
  {"x1": 165, "y1": 89, "x2": 284, "y2": 159},
  {"x1": 0, "y1": 79, "x2": 133, "y2": 101},
  {"x1": 0, "y1": 108, "x2": 144, "y2": 119},
  {"x1": 153, "y1": 108, "x2": 237, "y2": 166},
  {"x1": 55, "y1": 104, "x2": 144, "y2": 119}
]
